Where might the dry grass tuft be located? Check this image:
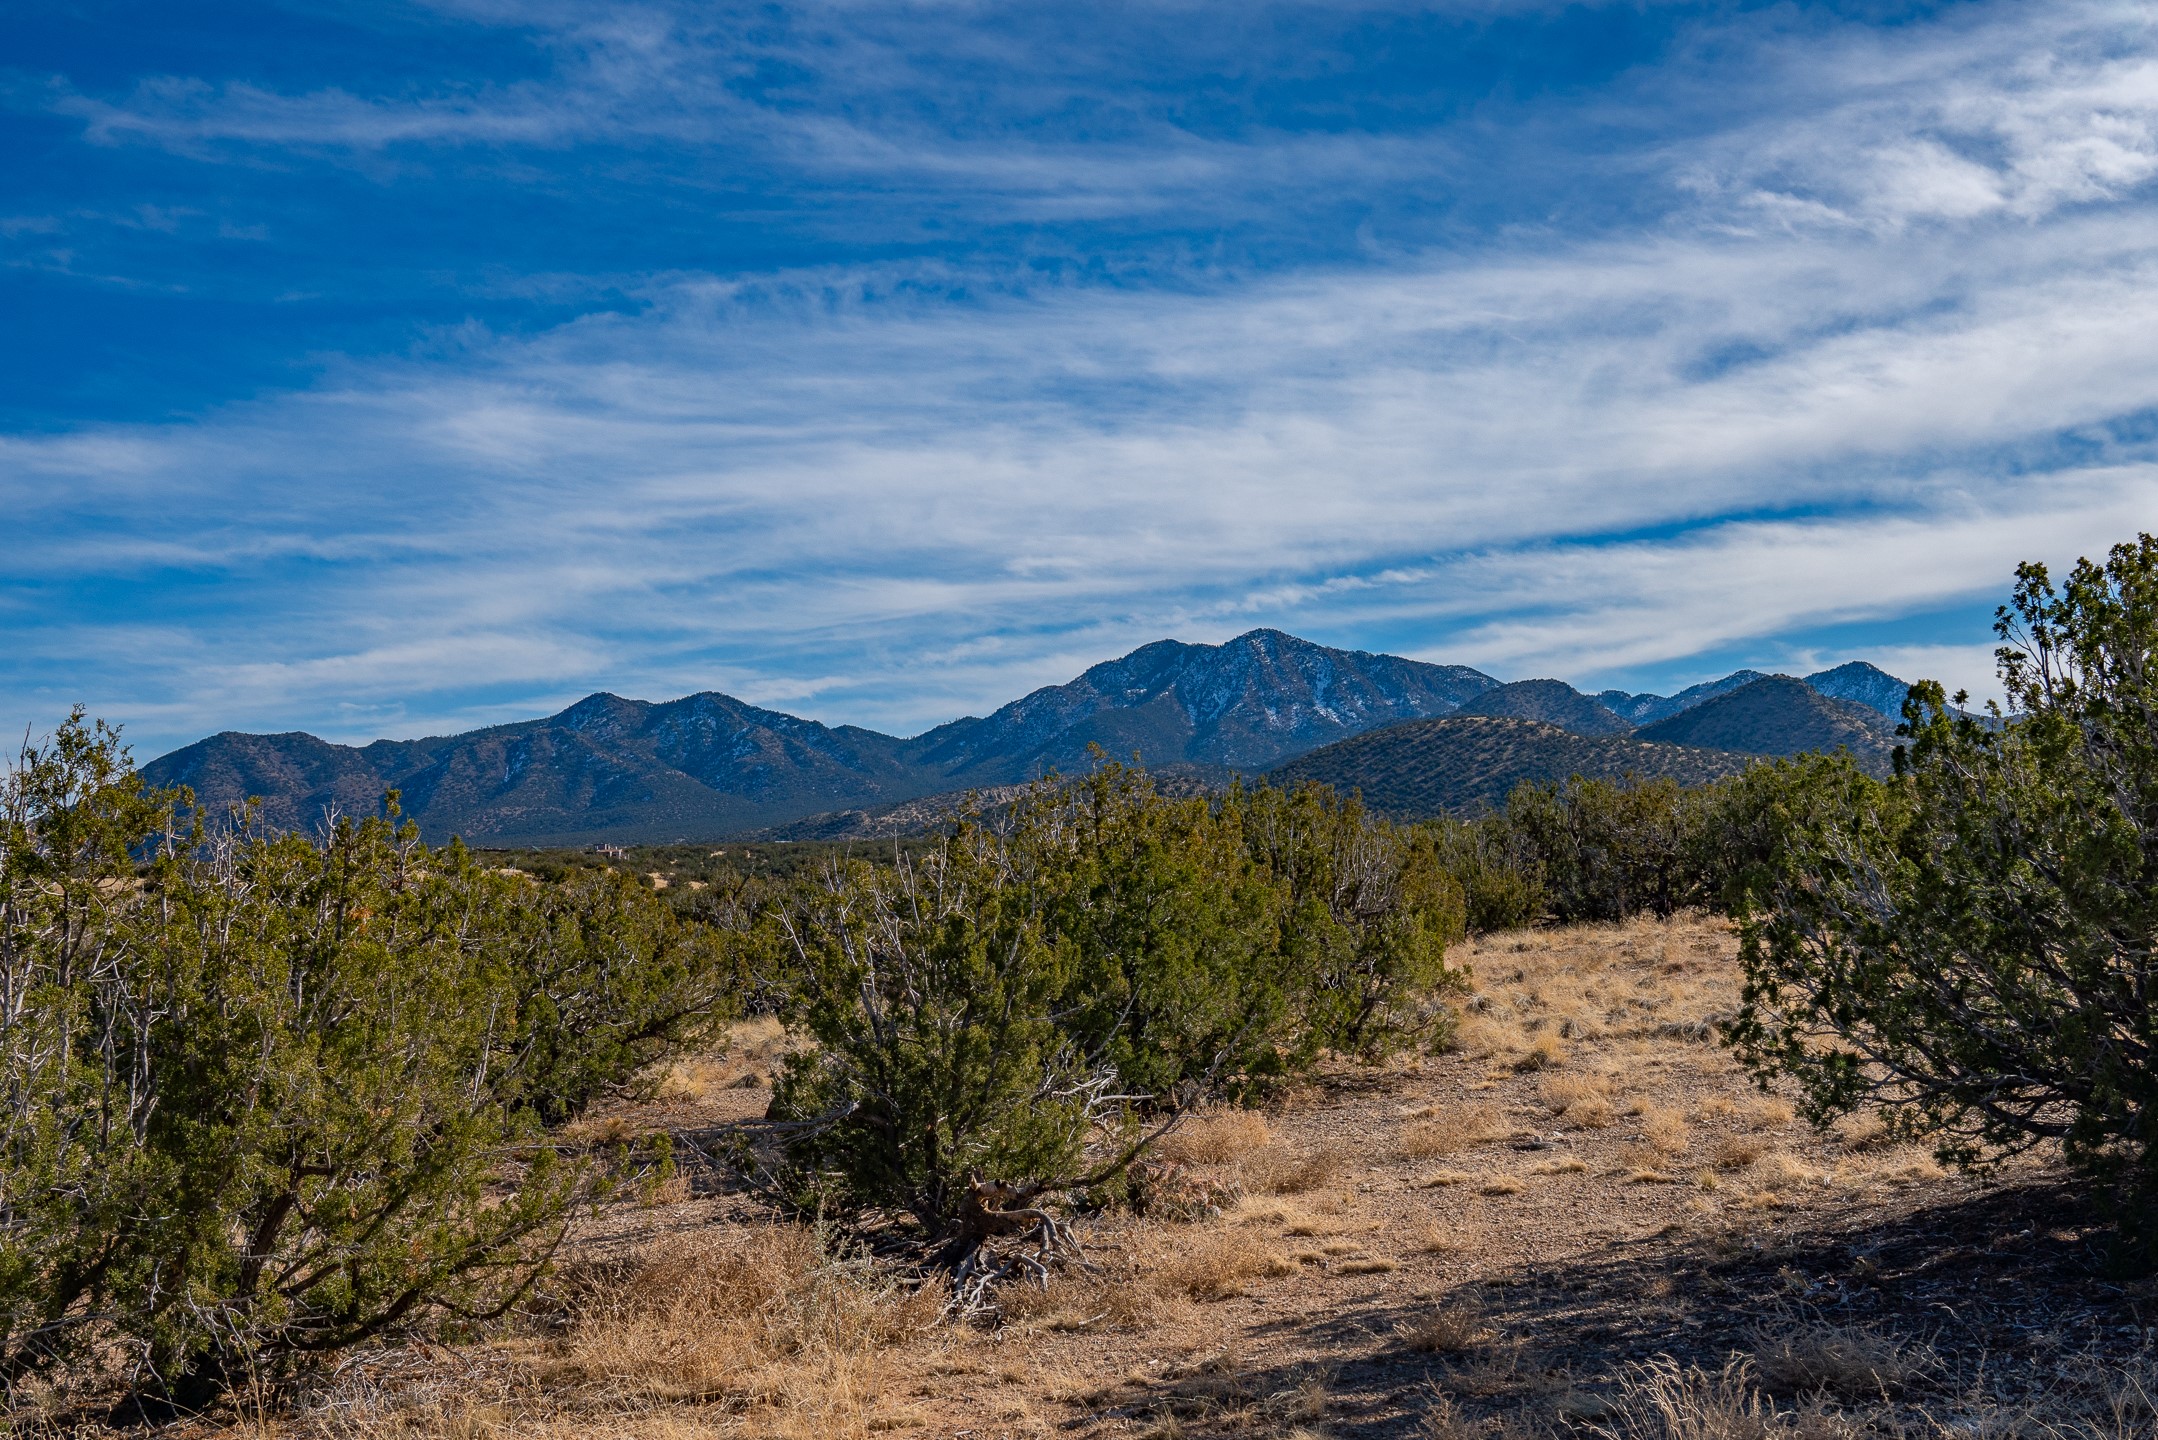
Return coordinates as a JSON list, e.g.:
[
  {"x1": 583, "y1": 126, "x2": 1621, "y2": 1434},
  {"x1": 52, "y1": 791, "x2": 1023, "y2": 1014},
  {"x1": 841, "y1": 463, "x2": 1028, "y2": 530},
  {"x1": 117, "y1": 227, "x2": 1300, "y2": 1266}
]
[
  {"x1": 1710, "y1": 1136, "x2": 1765, "y2": 1171},
  {"x1": 1000, "y1": 1264, "x2": 1165, "y2": 1334},
  {"x1": 1152, "y1": 1225, "x2": 1294, "y2": 1300},
  {"x1": 1638, "y1": 1106, "x2": 1693, "y2": 1156},
  {"x1": 1159, "y1": 1109, "x2": 1274, "y2": 1166},
  {"x1": 1591, "y1": 1355, "x2": 1846, "y2": 1440},
  {"x1": 1418, "y1": 1394, "x2": 1477, "y2": 1440},
  {"x1": 1866, "y1": 1149, "x2": 1946, "y2": 1187},
  {"x1": 537, "y1": 1224, "x2": 940, "y2": 1430},
  {"x1": 1540, "y1": 1073, "x2": 1616, "y2": 1128},
  {"x1": 1514, "y1": 1031, "x2": 1570, "y2": 1071},
  {"x1": 1241, "y1": 1143, "x2": 1347, "y2": 1195},
  {"x1": 1742, "y1": 1098, "x2": 1797, "y2": 1131},
  {"x1": 1396, "y1": 1296, "x2": 1492, "y2": 1354},
  {"x1": 1831, "y1": 1111, "x2": 1892, "y2": 1150},
  {"x1": 1336, "y1": 1257, "x2": 1398, "y2": 1275},
  {"x1": 1416, "y1": 1222, "x2": 1484, "y2": 1255},
  {"x1": 1480, "y1": 1176, "x2": 1524, "y2": 1196},
  {"x1": 1401, "y1": 1104, "x2": 1509, "y2": 1159},
  {"x1": 1444, "y1": 1339, "x2": 1566, "y2": 1401},
  {"x1": 1756, "y1": 1152, "x2": 1824, "y2": 1189},
  {"x1": 1751, "y1": 1318, "x2": 1921, "y2": 1399}
]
